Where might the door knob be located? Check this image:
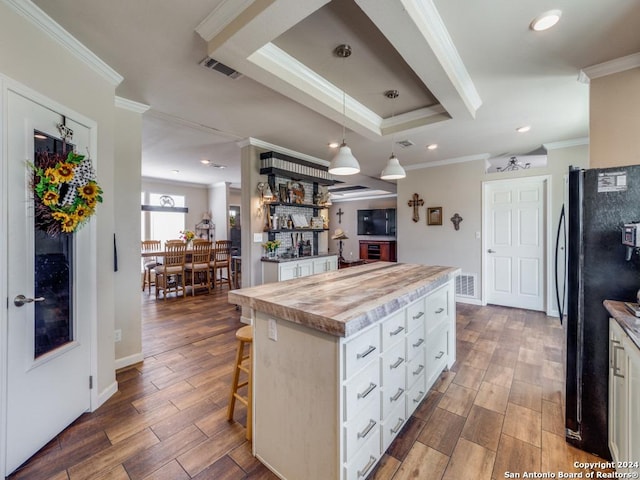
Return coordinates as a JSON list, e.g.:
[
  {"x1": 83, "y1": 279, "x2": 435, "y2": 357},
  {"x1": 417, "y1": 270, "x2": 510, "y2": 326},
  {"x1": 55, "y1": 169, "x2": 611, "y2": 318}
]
[
  {"x1": 487, "y1": 249, "x2": 496, "y2": 253},
  {"x1": 14, "y1": 294, "x2": 45, "y2": 307}
]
